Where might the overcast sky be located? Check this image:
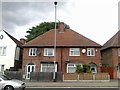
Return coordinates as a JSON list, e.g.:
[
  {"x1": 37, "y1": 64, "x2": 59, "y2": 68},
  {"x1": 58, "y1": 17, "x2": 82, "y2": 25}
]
[{"x1": 0, "y1": 0, "x2": 119, "y2": 45}]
